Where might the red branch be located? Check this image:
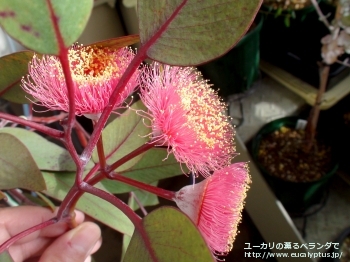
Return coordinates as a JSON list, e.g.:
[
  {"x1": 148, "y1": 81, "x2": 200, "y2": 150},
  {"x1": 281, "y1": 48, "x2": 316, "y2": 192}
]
[
  {"x1": 107, "y1": 142, "x2": 155, "y2": 172},
  {"x1": 112, "y1": 173, "x2": 176, "y2": 201},
  {"x1": 80, "y1": 182, "x2": 142, "y2": 227},
  {"x1": 46, "y1": 0, "x2": 81, "y2": 180},
  {"x1": 31, "y1": 112, "x2": 67, "y2": 124},
  {"x1": 0, "y1": 218, "x2": 57, "y2": 252},
  {"x1": 0, "y1": 112, "x2": 64, "y2": 138}
]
